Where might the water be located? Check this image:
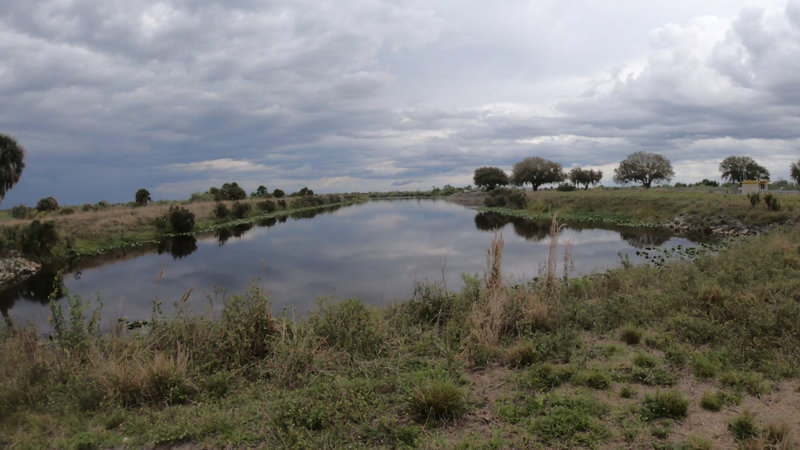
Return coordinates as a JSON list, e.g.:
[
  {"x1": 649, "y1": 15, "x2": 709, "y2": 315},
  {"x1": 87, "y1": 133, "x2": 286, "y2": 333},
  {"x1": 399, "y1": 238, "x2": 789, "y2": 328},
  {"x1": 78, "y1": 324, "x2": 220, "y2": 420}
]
[{"x1": 1, "y1": 199, "x2": 706, "y2": 329}]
